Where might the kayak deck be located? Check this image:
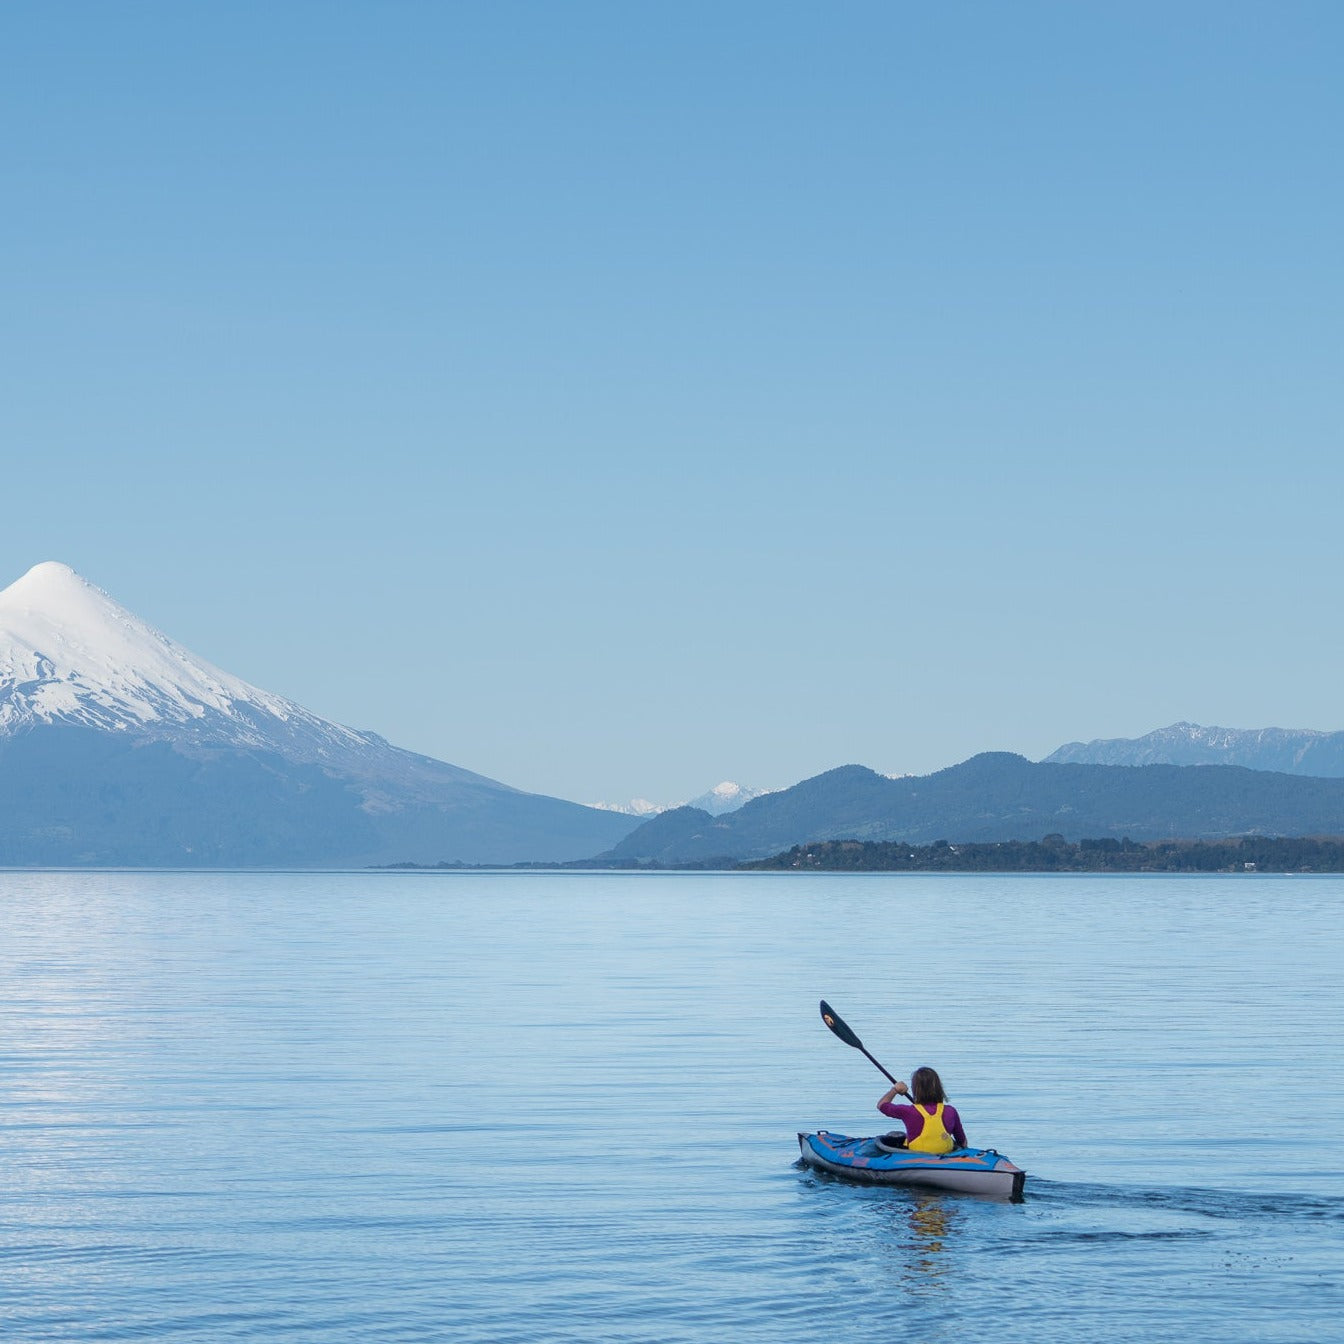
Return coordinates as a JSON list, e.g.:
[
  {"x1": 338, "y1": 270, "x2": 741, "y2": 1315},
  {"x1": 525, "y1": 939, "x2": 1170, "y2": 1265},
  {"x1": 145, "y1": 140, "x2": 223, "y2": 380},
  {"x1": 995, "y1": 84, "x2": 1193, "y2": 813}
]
[{"x1": 798, "y1": 1131, "x2": 1026, "y2": 1201}]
